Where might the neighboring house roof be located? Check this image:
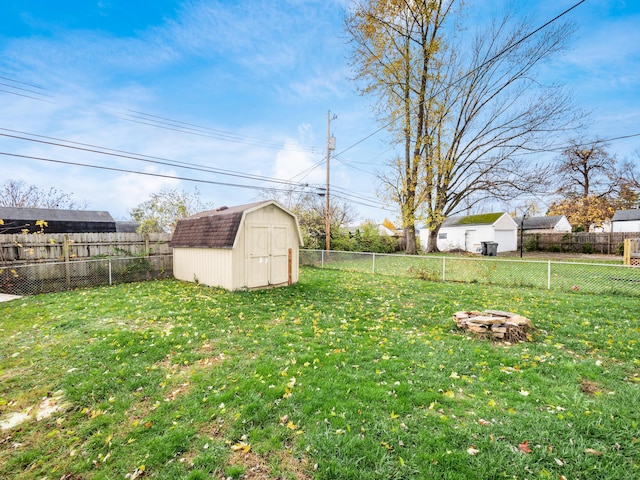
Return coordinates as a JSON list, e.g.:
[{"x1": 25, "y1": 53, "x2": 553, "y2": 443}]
[
  {"x1": 115, "y1": 221, "x2": 140, "y2": 233},
  {"x1": 0, "y1": 206, "x2": 114, "y2": 223},
  {"x1": 513, "y1": 215, "x2": 566, "y2": 230},
  {"x1": 170, "y1": 200, "x2": 302, "y2": 248},
  {"x1": 441, "y1": 212, "x2": 506, "y2": 228},
  {"x1": 612, "y1": 209, "x2": 640, "y2": 222}
]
